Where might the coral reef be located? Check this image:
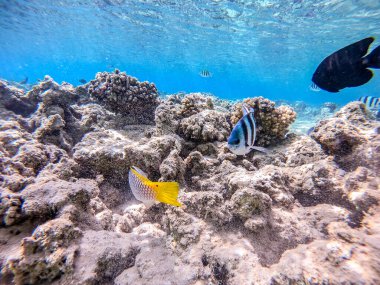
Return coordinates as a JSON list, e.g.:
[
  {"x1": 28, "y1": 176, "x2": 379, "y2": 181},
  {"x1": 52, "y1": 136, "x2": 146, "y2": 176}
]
[
  {"x1": 311, "y1": 102, "x2": 380, "y2": 172},
  {"x1": 0, "y1": 79, "x2": 41, "y2": 117},
  {"x1": 179, "y1": 110, "x2": 230, "y2": 142},
  {"x1": 0, "y1": 77, "x2": 379, "y2": 285},
  {"x1": 87, "y1": 70, "x2": 159, "y2": 124},
  {"x1": 155, "y1": 92, "x2": 231, "y2": 142},
  {"x1": 287, "y1": 100, "x2": 341, "y2": 135}
]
